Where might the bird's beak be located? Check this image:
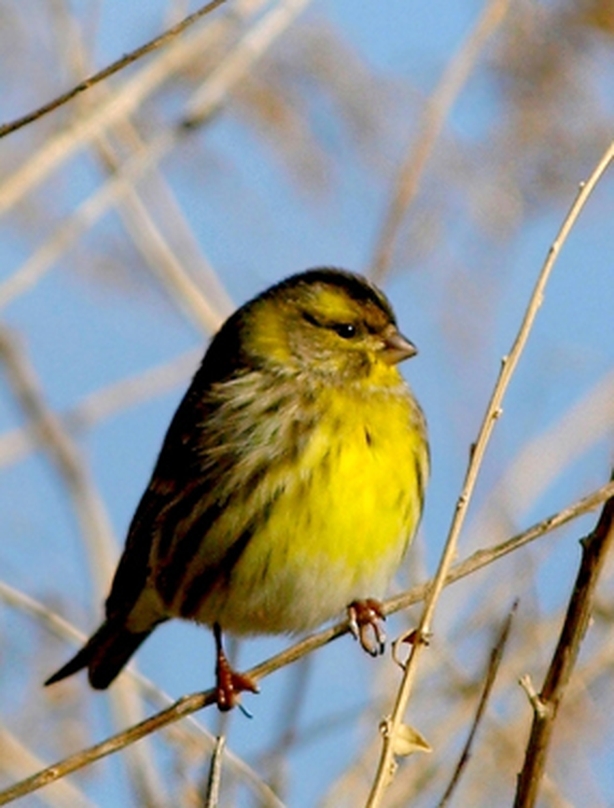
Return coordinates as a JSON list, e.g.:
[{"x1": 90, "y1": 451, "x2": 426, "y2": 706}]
[{"x1": 381, "y1": 325, "x2": 417, "y2": 365}]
